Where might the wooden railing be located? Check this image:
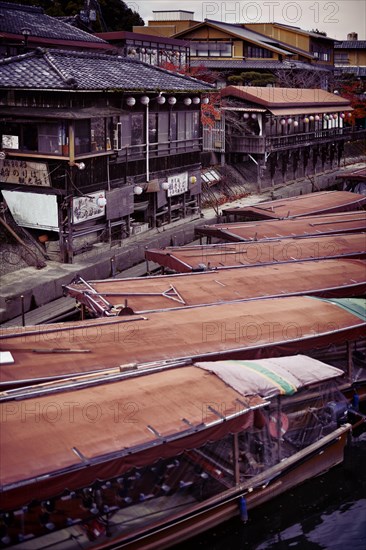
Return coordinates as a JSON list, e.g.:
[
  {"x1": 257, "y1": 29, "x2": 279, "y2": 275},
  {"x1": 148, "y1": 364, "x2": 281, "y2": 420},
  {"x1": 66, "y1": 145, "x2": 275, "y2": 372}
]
[{"x1": 227, "y1": 127, "x2": 366, "y2": 154}]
